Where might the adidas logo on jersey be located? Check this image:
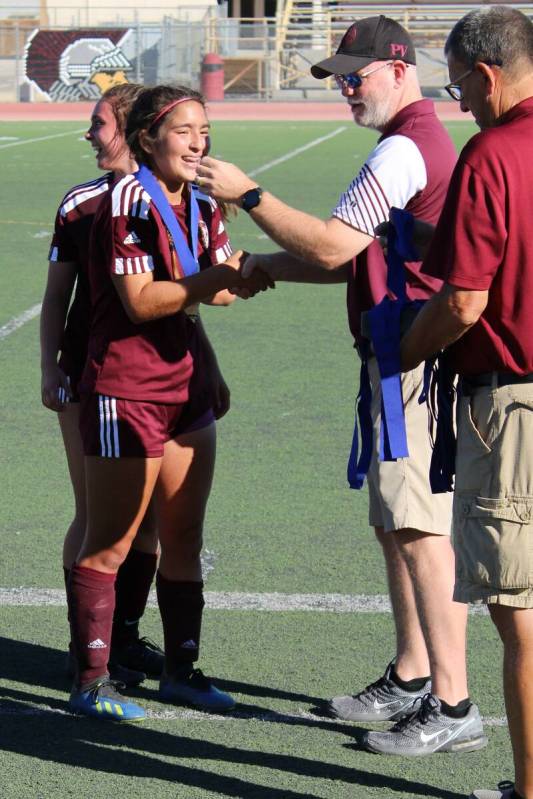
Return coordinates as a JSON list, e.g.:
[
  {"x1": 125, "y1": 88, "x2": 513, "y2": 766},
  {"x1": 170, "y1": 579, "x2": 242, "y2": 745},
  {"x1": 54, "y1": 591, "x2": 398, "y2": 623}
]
[
  {"x1": 123, "y1": 231, "x2": 141, "y2": 244},
  {"x1": 180, "y1": 639, "x2": 197, "y2": 649},
  {"x1": 87, "y1": 638, "x2": 107, "y2": 649}
]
